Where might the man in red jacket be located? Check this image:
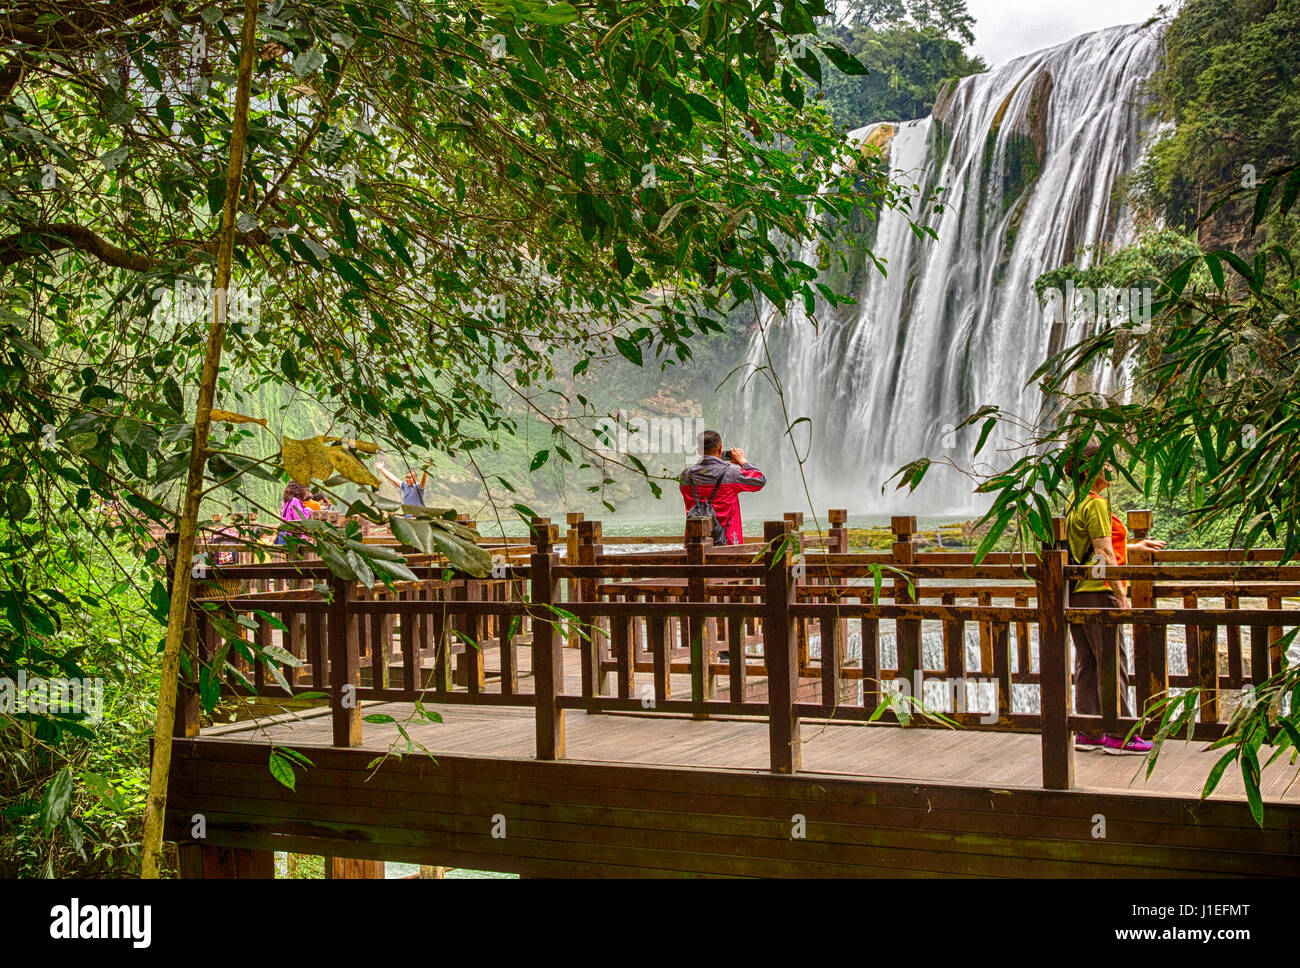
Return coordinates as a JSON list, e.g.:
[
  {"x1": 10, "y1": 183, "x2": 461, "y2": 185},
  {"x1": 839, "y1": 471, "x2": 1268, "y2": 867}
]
[{"x1": 679, "y1": 430, "x2": 766, "y2": 546}]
